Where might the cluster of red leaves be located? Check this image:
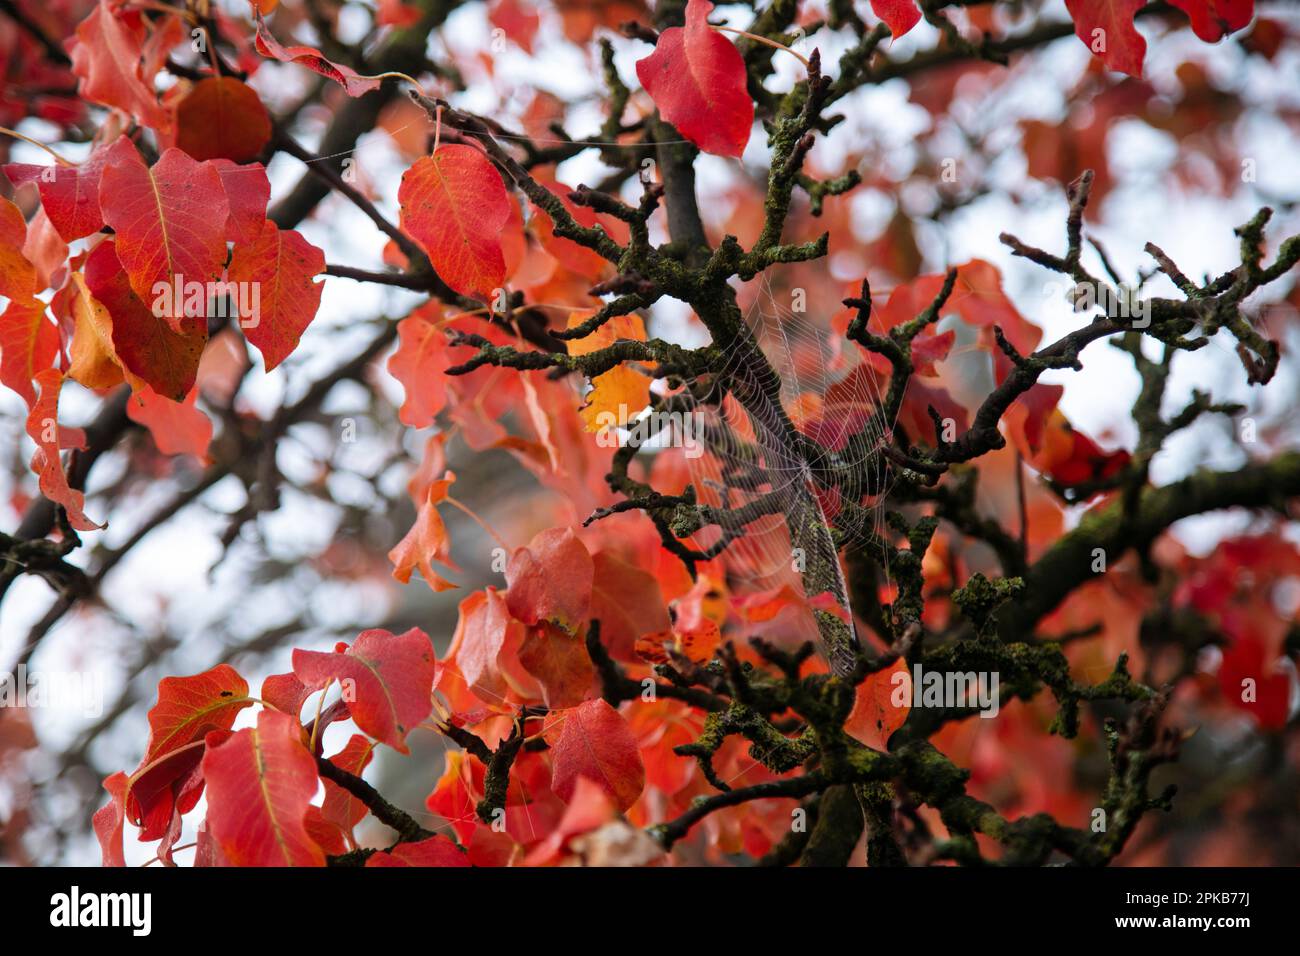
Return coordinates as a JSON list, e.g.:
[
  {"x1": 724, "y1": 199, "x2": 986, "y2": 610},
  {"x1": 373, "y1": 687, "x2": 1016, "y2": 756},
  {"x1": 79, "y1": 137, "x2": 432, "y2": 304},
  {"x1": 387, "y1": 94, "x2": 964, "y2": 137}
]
[
  {"x1": 860, "y1": 0, "x2": 1255, "y2": 78},
  {"x1": 97, "y1": 492, "x2": 1296, "y2": 866},
  {"x1": 0, "y1": 0, "x2": 1256, "y2": 535},
  {"x1": 93, "y1": 519, "x2": 915, "y2": 866},
  {"x1": 1, "y1": 2, "x2": 334, "y2": 515},
  {"x1": 1, "y1": 0, "x2": 1284, "y2": 867}
]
